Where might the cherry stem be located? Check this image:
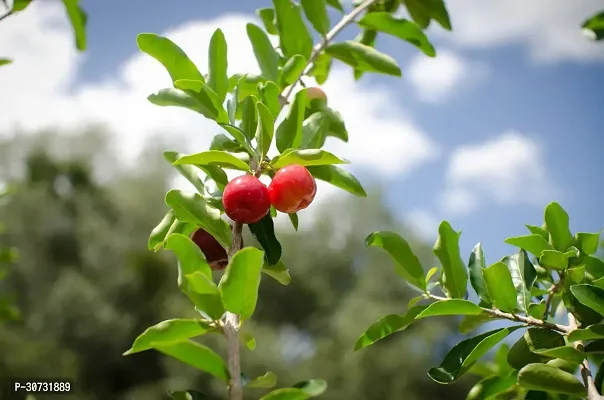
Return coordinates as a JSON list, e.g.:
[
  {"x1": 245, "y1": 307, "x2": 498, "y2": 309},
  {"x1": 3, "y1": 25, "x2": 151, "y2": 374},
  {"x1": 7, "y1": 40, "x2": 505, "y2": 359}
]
[{"x1": 568, "y1": 312, "x2": 603, "y2": 399}]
